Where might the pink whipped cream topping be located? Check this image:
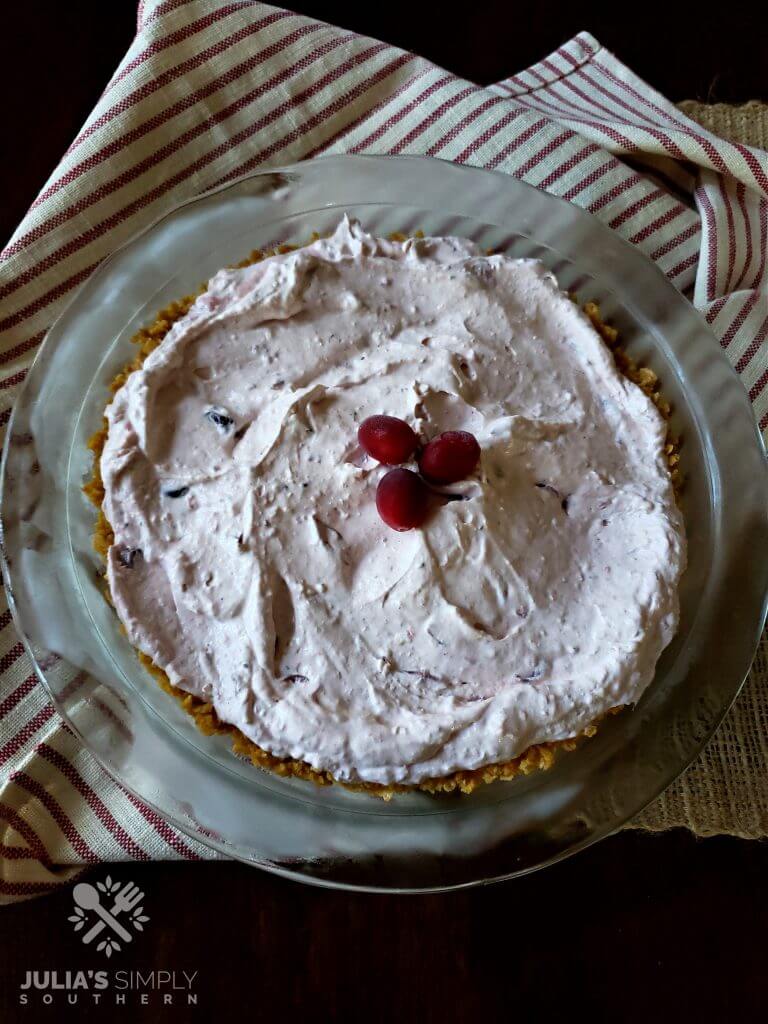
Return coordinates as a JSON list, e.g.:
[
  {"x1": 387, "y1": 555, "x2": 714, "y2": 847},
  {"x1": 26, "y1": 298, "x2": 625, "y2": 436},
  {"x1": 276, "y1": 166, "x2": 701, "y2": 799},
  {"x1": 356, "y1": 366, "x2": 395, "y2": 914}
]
[{"x1": 101, "y1": 218, "x2": 686, "y2": 785}]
